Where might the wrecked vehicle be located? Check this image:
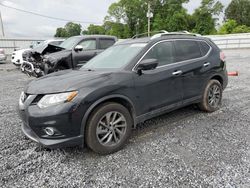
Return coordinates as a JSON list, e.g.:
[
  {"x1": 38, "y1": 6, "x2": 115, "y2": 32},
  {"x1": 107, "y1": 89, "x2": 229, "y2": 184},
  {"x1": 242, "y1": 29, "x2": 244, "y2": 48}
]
[
  {"x1": 13, "y1": 39, "x2": 64, "y2": 67},
  {"x1": 21, "y1": 35, "x2": 117, "y2": 77}
]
